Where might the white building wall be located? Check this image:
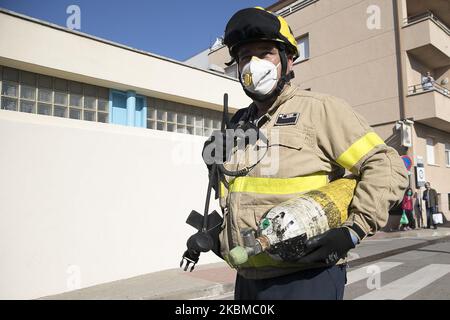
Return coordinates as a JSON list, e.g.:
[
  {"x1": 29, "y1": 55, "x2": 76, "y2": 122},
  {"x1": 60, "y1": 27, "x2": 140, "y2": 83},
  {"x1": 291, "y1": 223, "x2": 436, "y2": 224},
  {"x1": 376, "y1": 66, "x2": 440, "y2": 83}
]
[
  {"x1": 184, "y1": 49, "x2": 210, "y2": 69},
  {"x1": 0, "y1": 110, "x2": 222, "y2": 299}
]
